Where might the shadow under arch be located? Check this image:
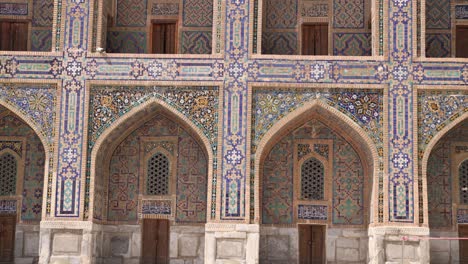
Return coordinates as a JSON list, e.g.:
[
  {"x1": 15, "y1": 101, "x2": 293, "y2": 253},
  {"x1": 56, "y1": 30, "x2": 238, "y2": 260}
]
[
  {"x1": 421, "y1": 111, "x2": 468, "y2": 226},
  {"x1": 0, "y1": 102, "x2": 51, "y2": 220},
  {"x1": 254, "y1": 99, "x2": 380, "y2": 224},
  {"x1": 88, "y1": 98, "x2": 214, "y2": 221}
]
